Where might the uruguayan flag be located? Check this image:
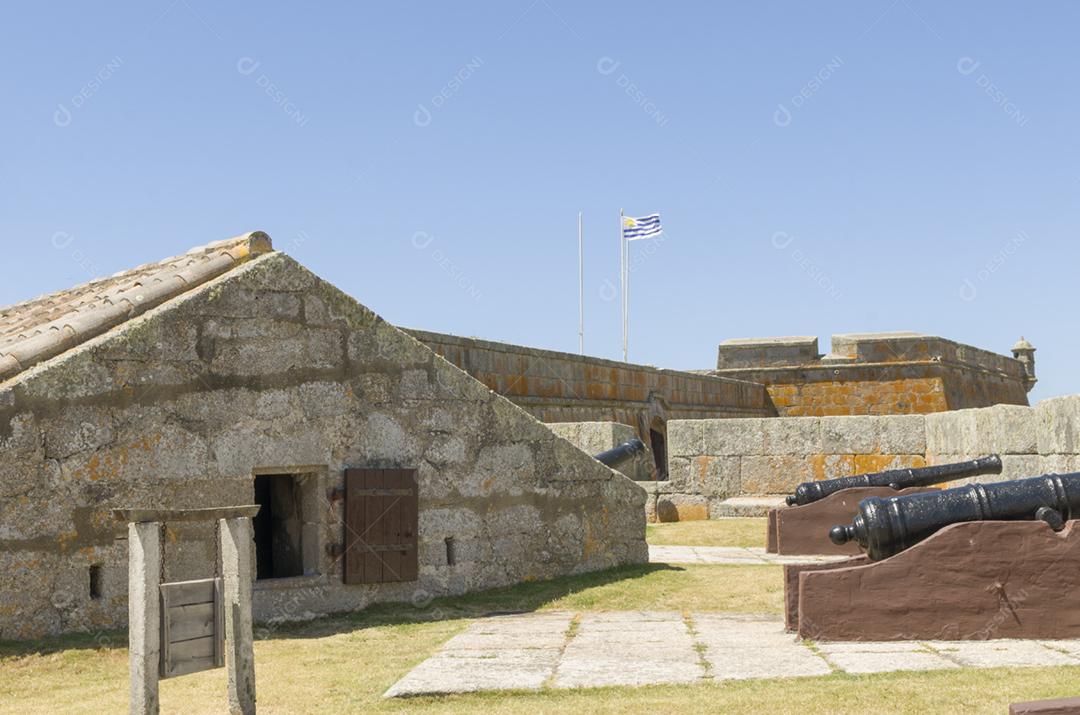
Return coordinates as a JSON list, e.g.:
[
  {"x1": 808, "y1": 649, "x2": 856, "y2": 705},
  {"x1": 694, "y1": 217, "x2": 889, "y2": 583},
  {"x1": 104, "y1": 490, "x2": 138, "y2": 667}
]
[{"x1": 622, "y1": 213, "x2": 663, "y2": 240}]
